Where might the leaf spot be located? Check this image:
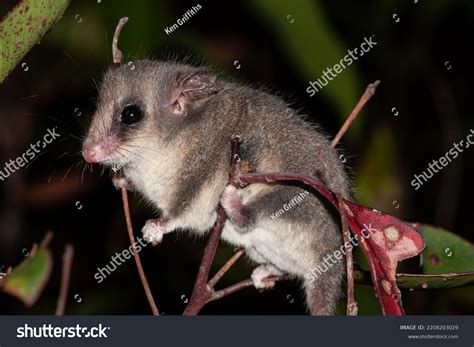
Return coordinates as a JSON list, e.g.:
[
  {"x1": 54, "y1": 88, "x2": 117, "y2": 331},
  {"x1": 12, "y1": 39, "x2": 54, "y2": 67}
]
[
  {"x1": 381, "y1": 279, "x2": 392, "y2": 295},
  {"x1": 383, "y1": 226, "x2": 400, "y2": 242}
]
